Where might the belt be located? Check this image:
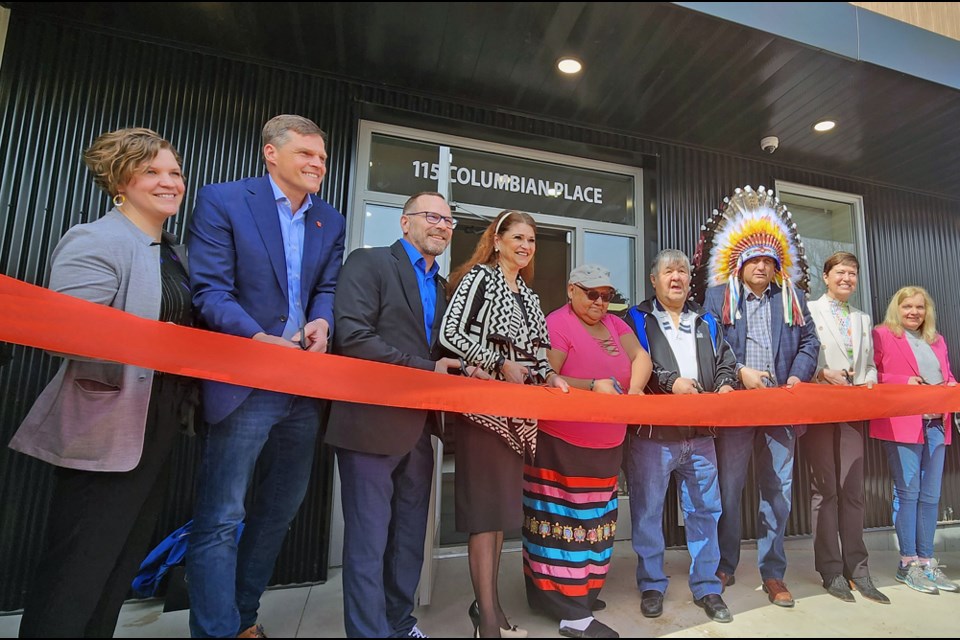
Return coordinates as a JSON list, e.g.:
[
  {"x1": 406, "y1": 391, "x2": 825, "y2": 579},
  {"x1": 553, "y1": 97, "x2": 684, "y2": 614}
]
[{"x1": 633, "y1": 425, "x2": 709, "y2": 441}]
